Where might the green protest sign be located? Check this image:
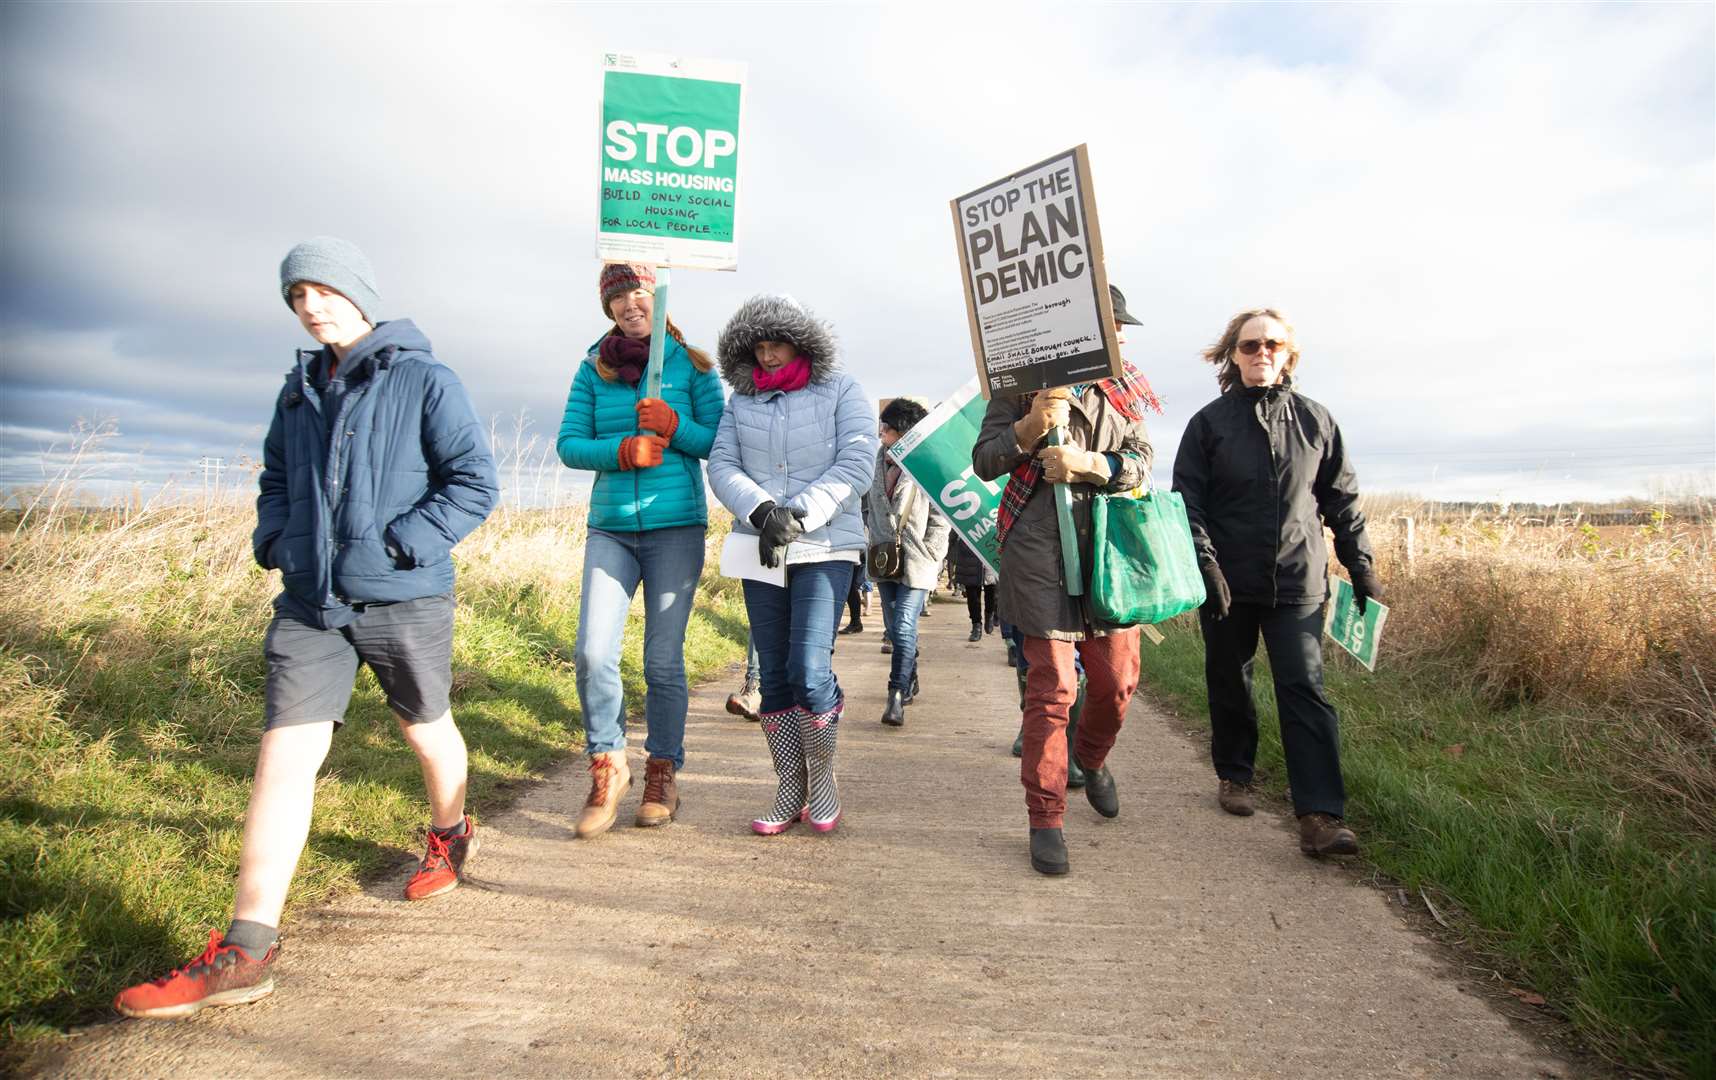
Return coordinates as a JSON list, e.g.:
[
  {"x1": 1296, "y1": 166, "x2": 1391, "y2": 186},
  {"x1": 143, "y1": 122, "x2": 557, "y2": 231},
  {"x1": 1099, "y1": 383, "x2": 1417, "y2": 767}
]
[
  {"x1": 1325, "y1": 577, "x2": 1389, "y2": 671},
  {"x1": 887, "y1": 378, "x2": 1004, "y2": 577},
  {"x1": 599, "y1": 51, "x2": 744, "y2": 270}
]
